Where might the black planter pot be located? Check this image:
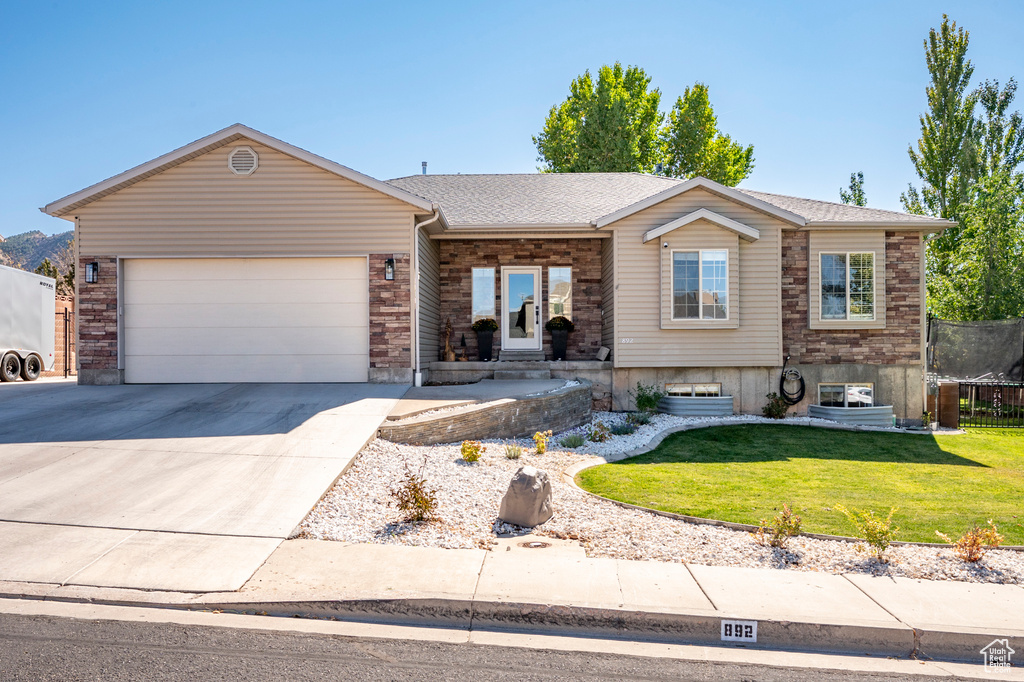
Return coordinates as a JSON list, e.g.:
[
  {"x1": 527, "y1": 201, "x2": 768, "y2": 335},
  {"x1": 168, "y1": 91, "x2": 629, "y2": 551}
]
[
  {"x1": 476, "y1": 330, "x2": 494, "y2": 361},
  {"x1": 550, "y1": 329, "x2": 569, "y2": 361}
]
